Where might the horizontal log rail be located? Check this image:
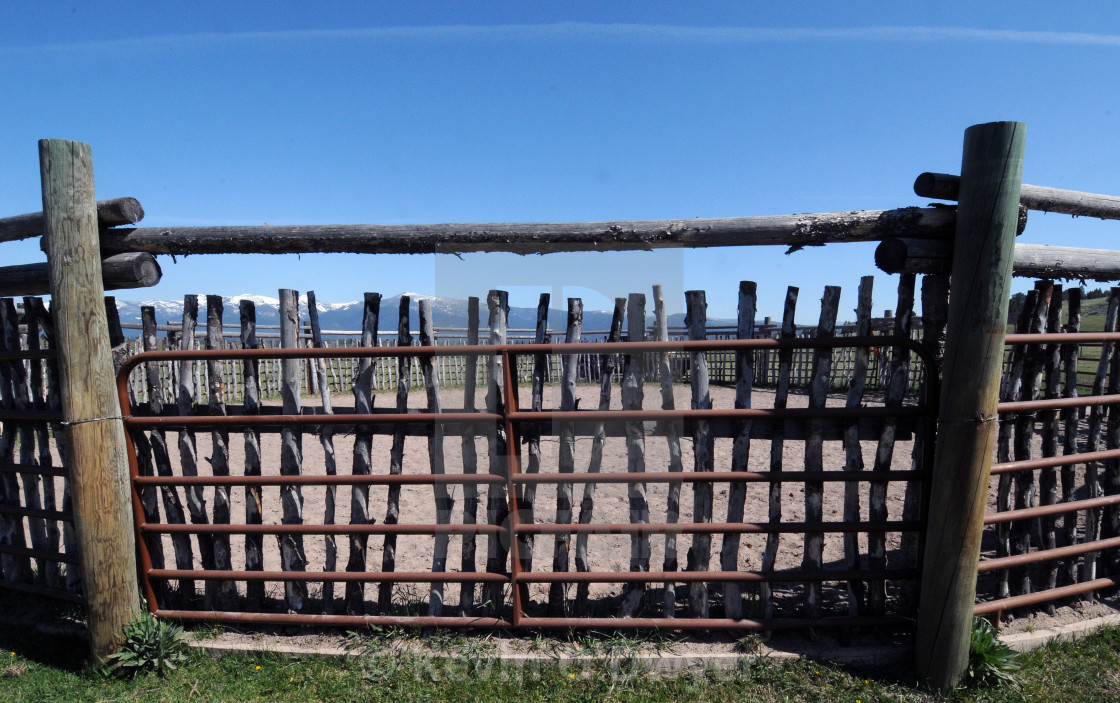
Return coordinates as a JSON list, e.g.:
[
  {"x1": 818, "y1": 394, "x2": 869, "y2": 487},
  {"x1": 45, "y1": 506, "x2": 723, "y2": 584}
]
[
  {"x1": 0, "y1": 196, "x2": 144, "y2": 243},
  {"x1": 916, "y1": 172, "x2": 1120, "y2": 220},
  {"x1": 0, "y1": 252, "x2": 162, "y2": 296},
  {"x1": 876, "y1": 239, "x2": 1120, "y2": 281},
  {"x1": 97, "y1": 206, "x2": 960, "y2": 256},
  {"x1": 119, "y1": 334, "x2": 939, "y2": 630}
]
